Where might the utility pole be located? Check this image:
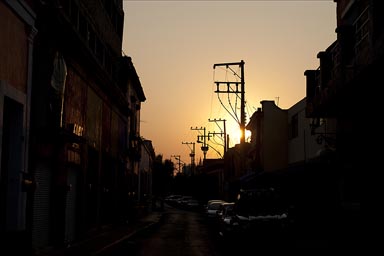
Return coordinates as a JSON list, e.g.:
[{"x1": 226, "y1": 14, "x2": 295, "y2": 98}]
[
  {"x1": 208, "y1": 132, "x2": 225, "y2": 158},
  {"x1": 213, "y1": 60, "x2": 246, "y2": 144},
  {"x1": 208, "y1": 118, "x2": 228, "y2": 153},
  {"x1": 182, "y1": 142, "x2": 196, "y2": 174},
  {"x1": 190, "y1": 126, "x2": 210, "y2": 161}
]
